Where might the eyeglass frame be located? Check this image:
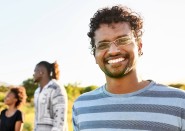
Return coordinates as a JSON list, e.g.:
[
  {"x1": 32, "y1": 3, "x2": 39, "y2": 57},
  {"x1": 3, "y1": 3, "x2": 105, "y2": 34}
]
[{"x1": 93, "y1": 33, "x2": 136, "y2": 52}]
